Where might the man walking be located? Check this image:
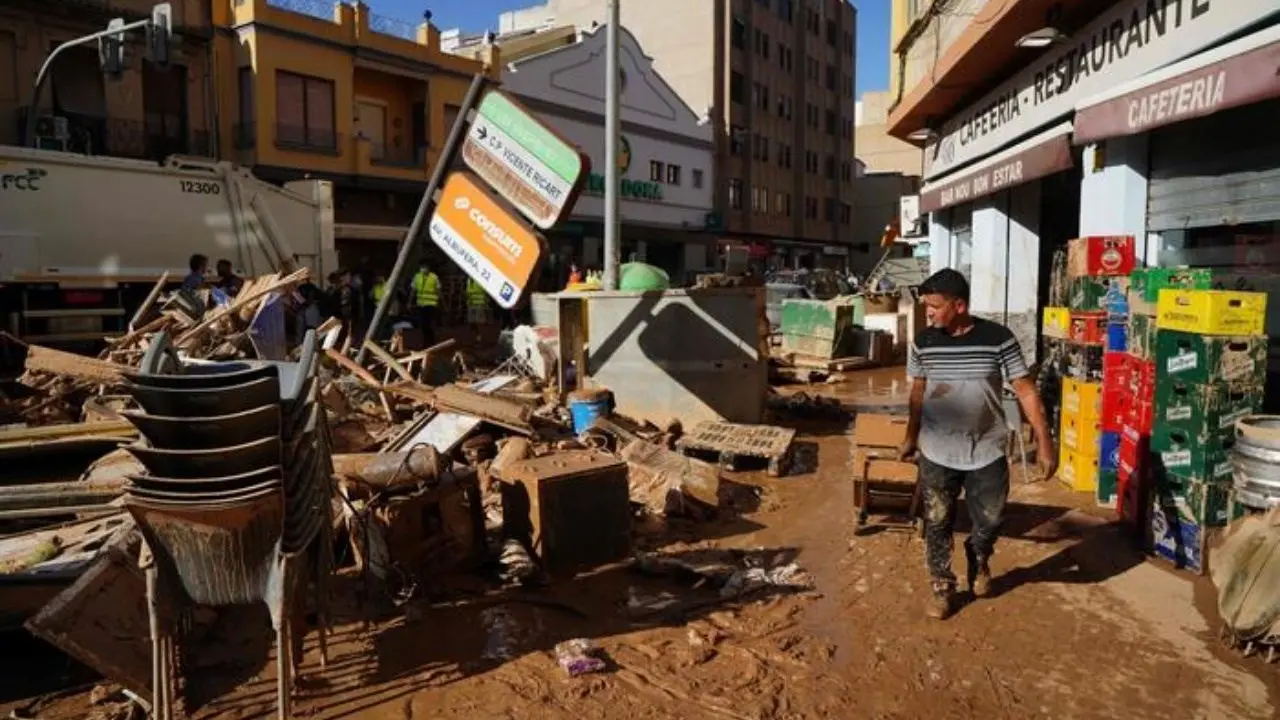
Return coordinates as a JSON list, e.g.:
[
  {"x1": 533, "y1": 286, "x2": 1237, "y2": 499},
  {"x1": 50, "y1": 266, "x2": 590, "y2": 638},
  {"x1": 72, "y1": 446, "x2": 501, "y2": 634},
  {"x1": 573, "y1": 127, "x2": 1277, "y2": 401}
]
[
  {"x1": 900, "y1": 269, "x2": 1056, "y2": 620},
  {"x1": 411, "y1": 260, "x2": 440, "y2": 346}
]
